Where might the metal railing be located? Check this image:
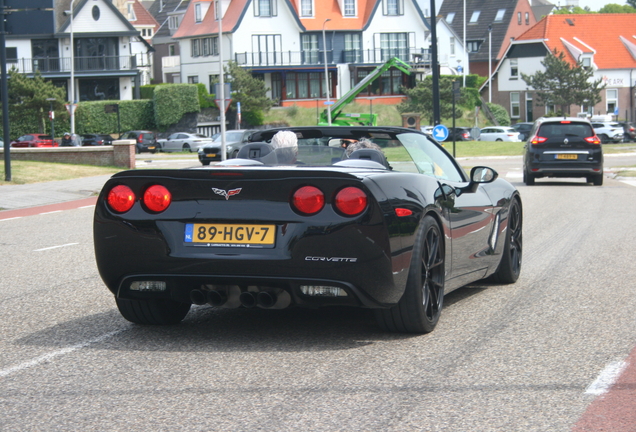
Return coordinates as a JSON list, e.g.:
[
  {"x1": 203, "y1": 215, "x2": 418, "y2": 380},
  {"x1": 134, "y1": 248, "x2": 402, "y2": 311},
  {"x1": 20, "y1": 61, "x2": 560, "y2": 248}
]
[
  {"x1": 235, "y1": 48, "x2": 431, "y2": 67},
  {"x1": 8, "y1": 56, "x2": 134, "y2": 74}
]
